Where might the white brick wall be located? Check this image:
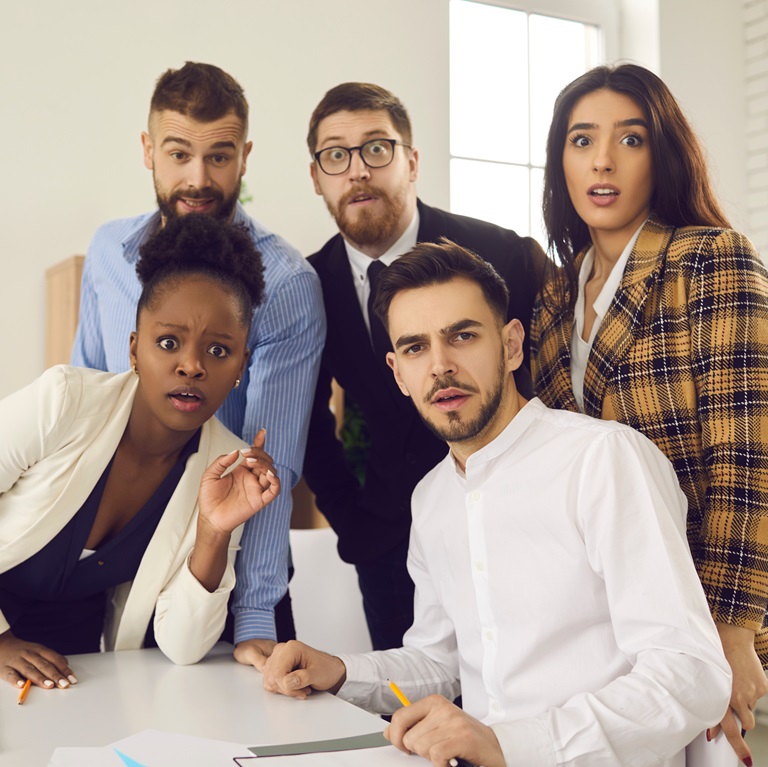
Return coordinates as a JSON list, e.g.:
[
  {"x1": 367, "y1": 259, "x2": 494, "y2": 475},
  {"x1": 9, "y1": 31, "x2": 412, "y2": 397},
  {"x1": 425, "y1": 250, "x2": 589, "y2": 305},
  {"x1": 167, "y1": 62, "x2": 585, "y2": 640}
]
[{"x1": 746, "y1": 0, "x2": 768, "y2": 256}]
